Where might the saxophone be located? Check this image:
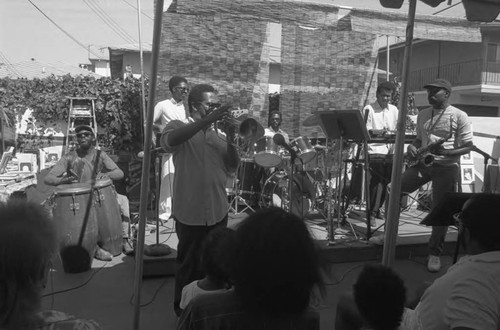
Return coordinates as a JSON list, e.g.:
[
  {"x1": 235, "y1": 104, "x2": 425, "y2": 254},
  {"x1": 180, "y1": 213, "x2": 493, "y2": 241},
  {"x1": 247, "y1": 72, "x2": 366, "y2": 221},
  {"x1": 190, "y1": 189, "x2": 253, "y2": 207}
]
[{"x1": 407, "y1": 134, "x2": 451, "y2": 168}]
